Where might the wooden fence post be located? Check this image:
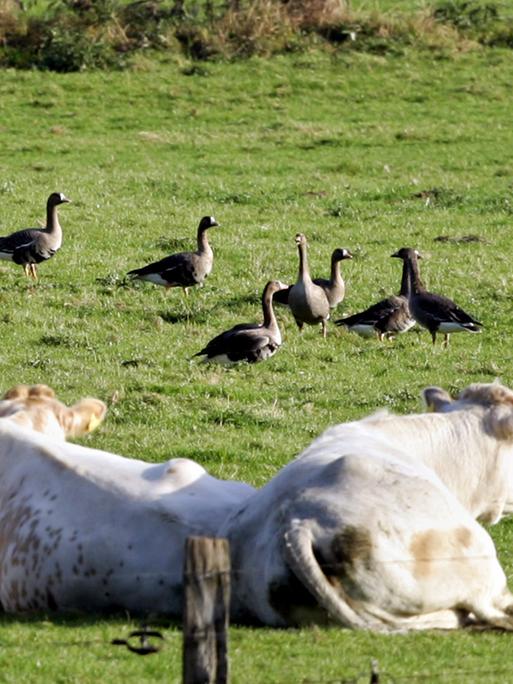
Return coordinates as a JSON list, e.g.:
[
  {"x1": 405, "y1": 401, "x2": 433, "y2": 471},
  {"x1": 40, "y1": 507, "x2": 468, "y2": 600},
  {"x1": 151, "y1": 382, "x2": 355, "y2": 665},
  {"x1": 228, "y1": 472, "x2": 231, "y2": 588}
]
[{"x1": 183, "y1": 536, "x2": 230, "y2": 684}]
